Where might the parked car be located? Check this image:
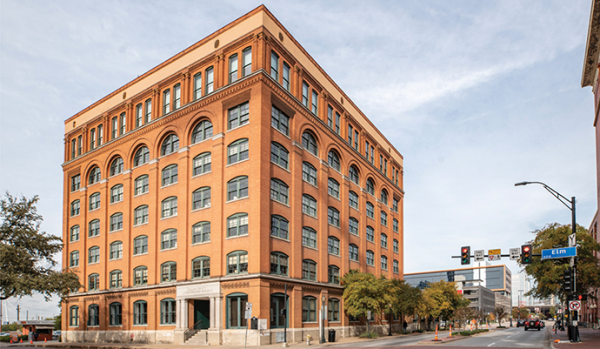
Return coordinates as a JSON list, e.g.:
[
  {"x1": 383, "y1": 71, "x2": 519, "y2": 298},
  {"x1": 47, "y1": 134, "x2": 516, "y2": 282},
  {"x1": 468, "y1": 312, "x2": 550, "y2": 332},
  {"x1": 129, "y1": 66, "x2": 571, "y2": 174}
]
[
  {"x1": 516, "y1": 320, "x2": 525, "y2": 327},
  {"x1": 540, "y1": 321, "x2": 545, "y2": 328},
  {"x1": 0, "y1": 332, "x2": 9, "y2": 337},
  {"x1": 53, "y1": 330, "x2": 61, "y2": 339},
  {"x1": 524, "y1": 319, "x2": 541, "y2": 331}
]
